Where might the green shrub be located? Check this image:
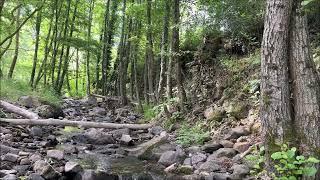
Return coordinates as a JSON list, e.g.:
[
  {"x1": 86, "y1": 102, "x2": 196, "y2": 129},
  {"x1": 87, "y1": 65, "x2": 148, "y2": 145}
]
[
  {"x1": 176, "y1": 123, "x2": 210, "y2": 147},
  {"x1": 245, "y1": 144, "x2": 320, "y2": 180}
]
